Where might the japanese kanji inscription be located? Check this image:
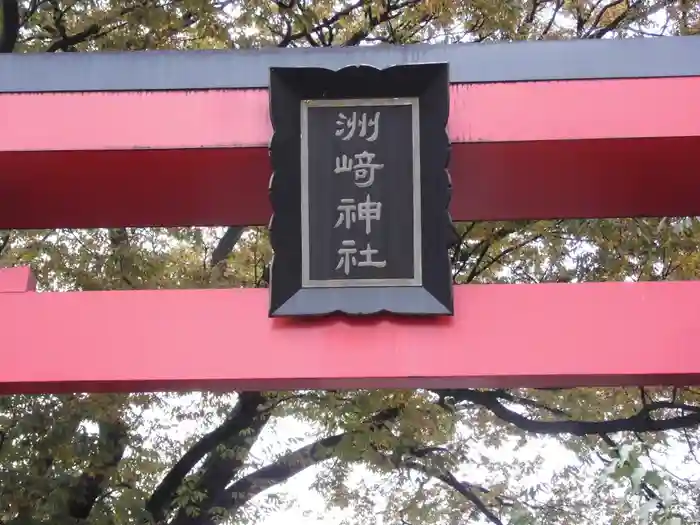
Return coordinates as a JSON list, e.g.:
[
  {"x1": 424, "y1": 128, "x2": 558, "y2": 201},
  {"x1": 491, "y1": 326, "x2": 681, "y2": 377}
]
[
  {"x1": 302, "y1": 100, "x2": 419, "y2": 288},
  {"x1": 268, "y1": 63, "x2": 455, "y2": 317}
]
